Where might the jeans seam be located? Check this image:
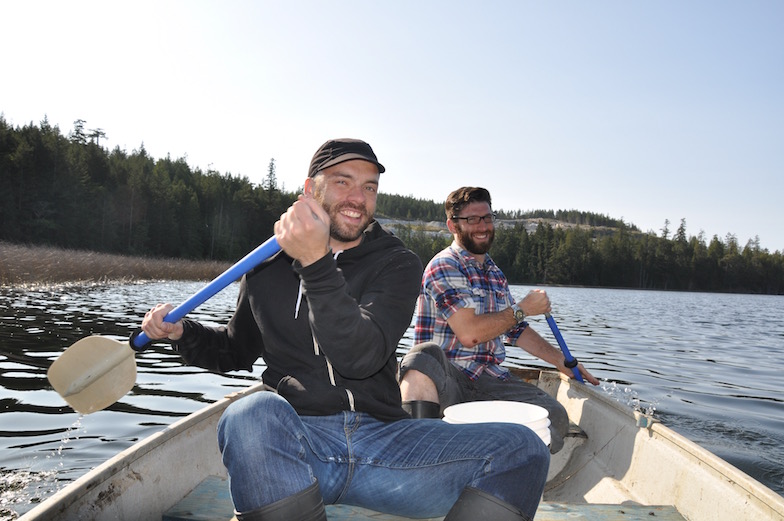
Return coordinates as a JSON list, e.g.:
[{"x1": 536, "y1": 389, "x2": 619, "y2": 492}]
[
  {"x1": 295, "y1": 430, "x2": 318, "y2": 485},
  {"x1": 334, "y1": 412, "x2": 359, "y2": 503}
]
